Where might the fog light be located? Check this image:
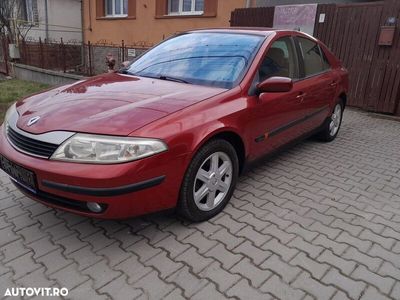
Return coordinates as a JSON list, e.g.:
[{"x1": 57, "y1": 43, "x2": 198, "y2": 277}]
[{"x1": 87, "y1": 202, "x2": 103, "y2": 213}]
